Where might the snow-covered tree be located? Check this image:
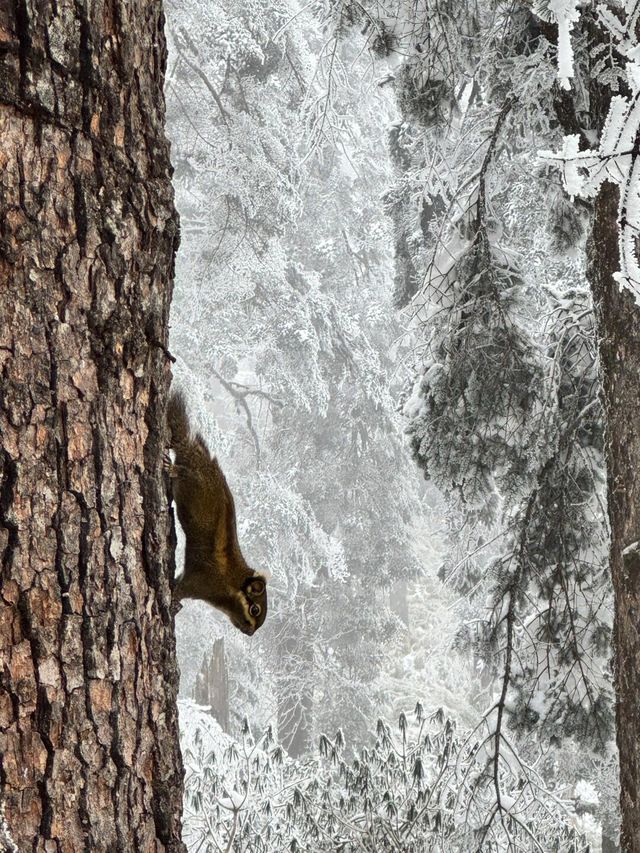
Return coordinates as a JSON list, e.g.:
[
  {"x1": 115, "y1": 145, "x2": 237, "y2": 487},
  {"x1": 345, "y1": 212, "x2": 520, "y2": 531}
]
[{"x1": 319, "y1": 0, "x2": 624, "y2": 841}]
